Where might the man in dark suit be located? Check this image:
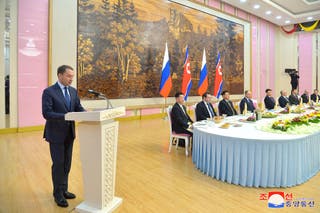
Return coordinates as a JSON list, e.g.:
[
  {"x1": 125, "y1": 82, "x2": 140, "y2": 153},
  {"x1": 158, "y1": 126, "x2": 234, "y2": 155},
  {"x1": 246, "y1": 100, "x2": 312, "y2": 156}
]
[
  {"x1": 301, "y1": 90, "x2": 309, "y2": 103},
  {"x1": 239, "y1": 90, "x2": 255, "y2": 114},
  {"x1": 289, "y1": 70, "x2": 299, "y2": 90},
  {"x1": 278, "y1": 90, "x2": 290, "y2": 108},
  {"x1": 218, "y1": 90, "x2": 237, "y2": 116},
  {"x1": 171, "y1": 92, "x2": 193, "y2": 147},
  {"x1": 264, "y1": 89, "x2": 276, "y2": 110},
  {"x1": 5, "y1": 75, "x2": 9, "y2": 114},
  {"x1": 42, "y1": 65, "x2": 85, "y2": 208},
  {"x1": 311, "y1": 89, "x2": 320, "y2": 103},
  {"x1": 289, "y1": 88, "x2": 300, "y2": 105},
  {"x1": 195, "y1": 92, "x2": 216, "y2": 121}
]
